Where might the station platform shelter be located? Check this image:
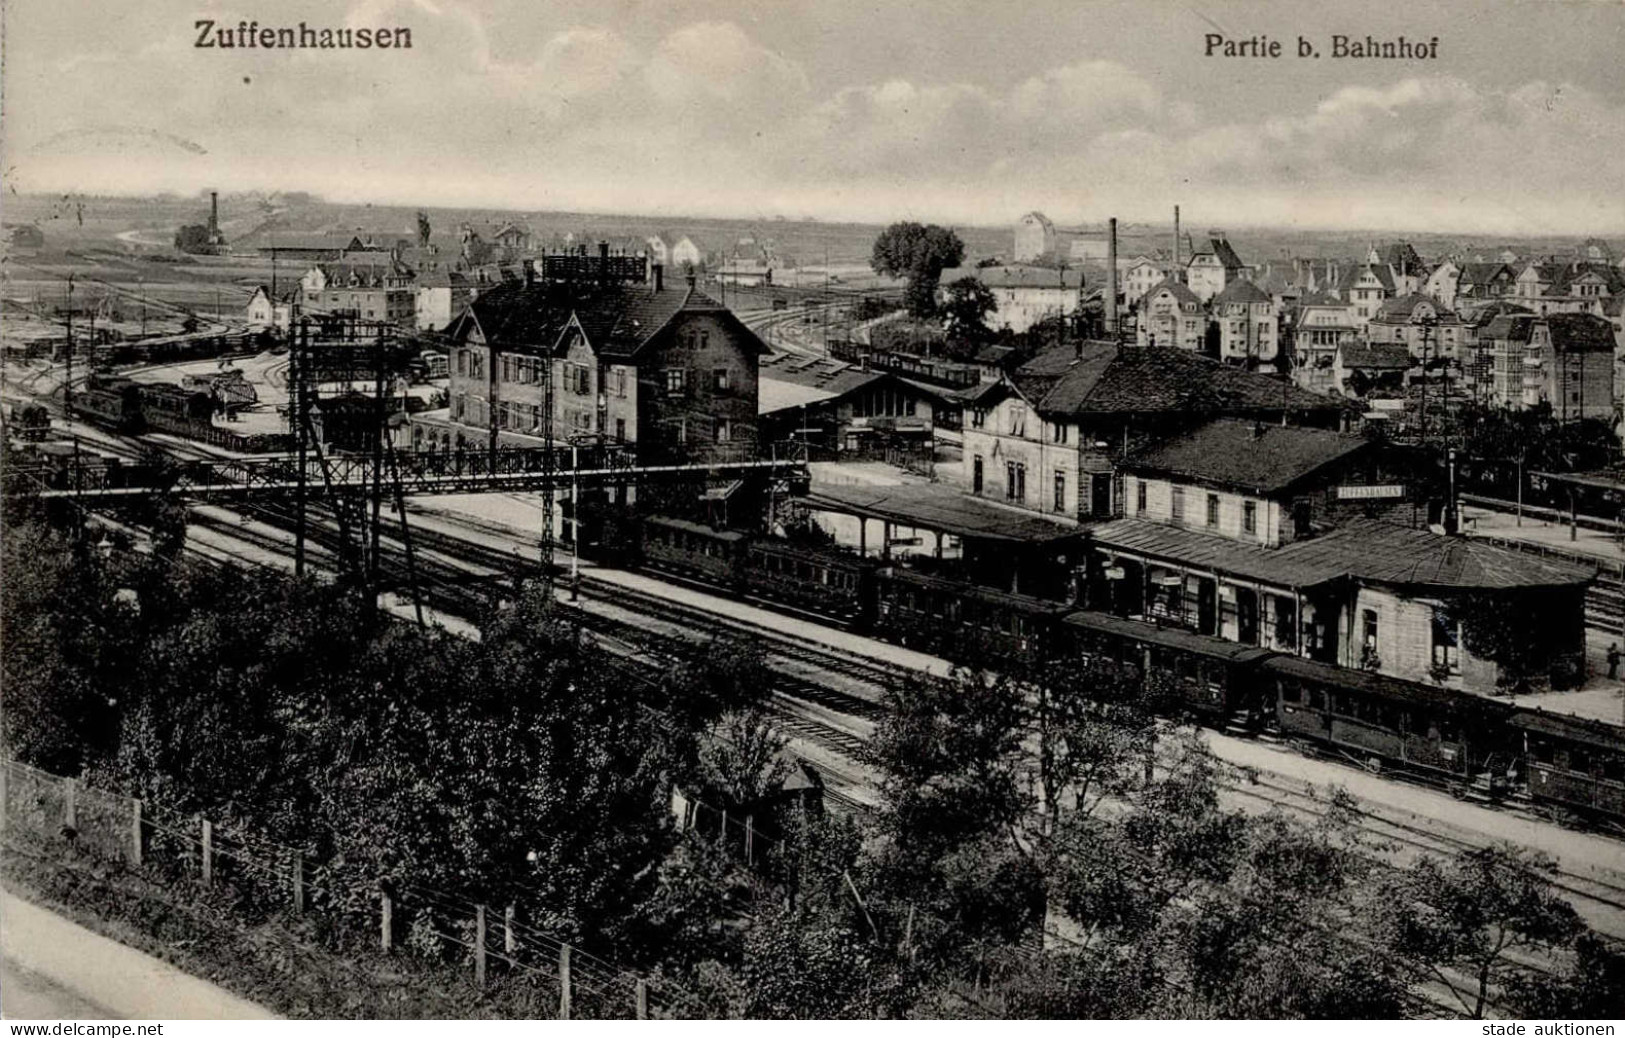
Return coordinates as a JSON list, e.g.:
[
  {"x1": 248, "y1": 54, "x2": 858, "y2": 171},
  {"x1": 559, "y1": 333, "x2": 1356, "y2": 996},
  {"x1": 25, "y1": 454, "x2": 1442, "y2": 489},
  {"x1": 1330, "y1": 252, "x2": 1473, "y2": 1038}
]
[{"x1": 798, "y1": 481, "x2": 1086, "y2": 599}]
